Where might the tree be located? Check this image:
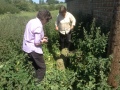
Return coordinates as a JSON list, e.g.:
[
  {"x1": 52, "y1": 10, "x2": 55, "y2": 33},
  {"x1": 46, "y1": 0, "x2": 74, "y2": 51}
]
[
  {"x1": 39, "y1": 0, "x2": 44, "y2": 4},
  {"x1": 46, "y1": 0, "x2": 58, "y2": 4},
  {"x1": 29, "y1": 0, "x2": 33, "y2": 3},
  {"x1": 107, "y1": 0, "x2": 120, "y2": 89}
]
